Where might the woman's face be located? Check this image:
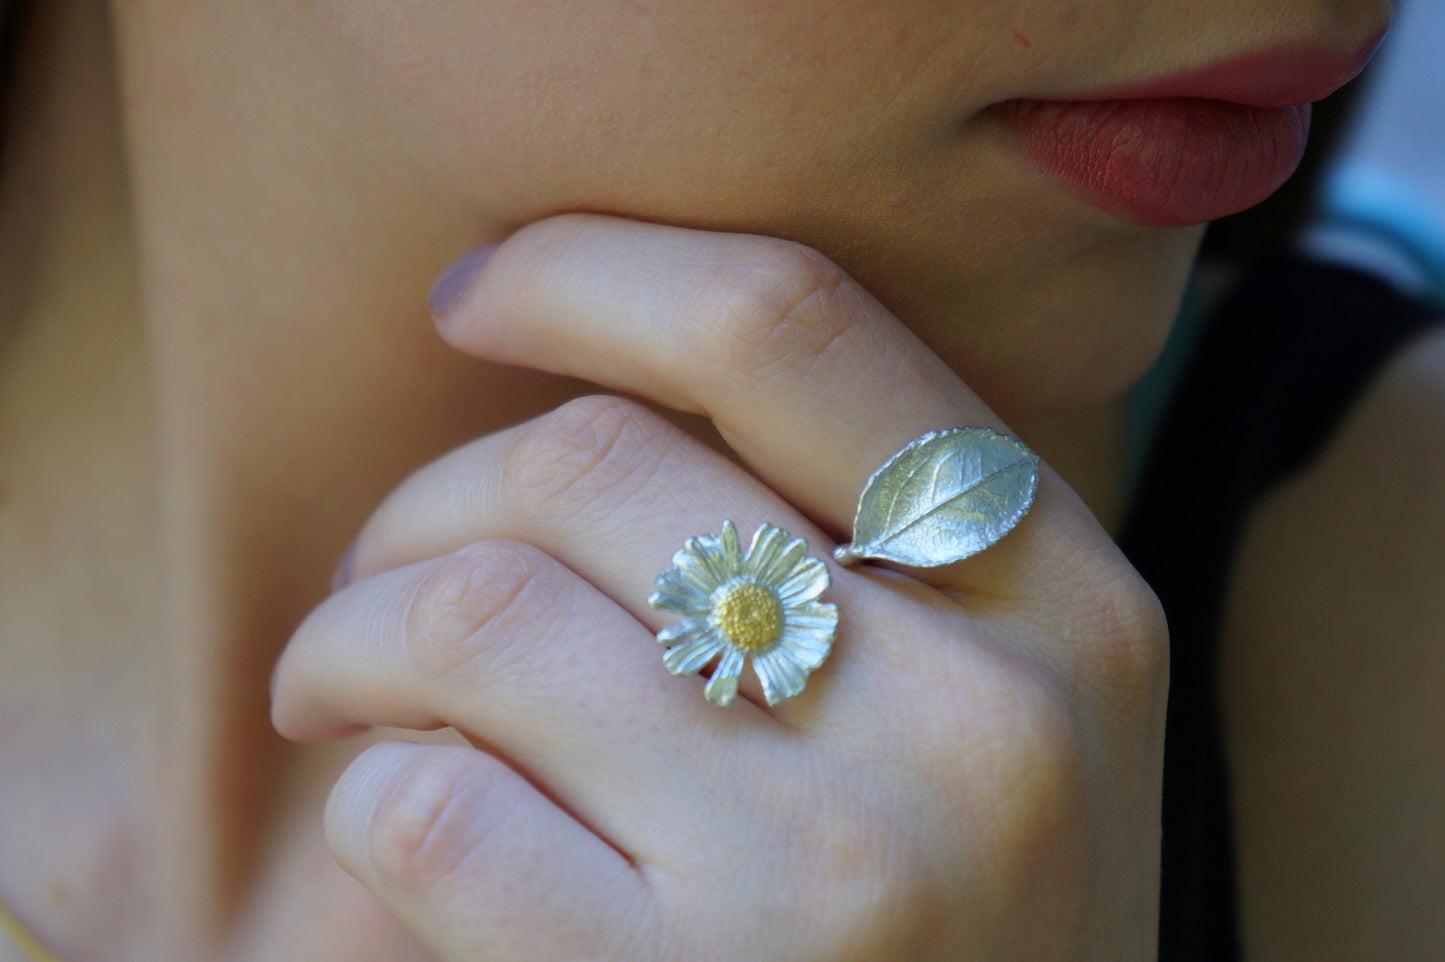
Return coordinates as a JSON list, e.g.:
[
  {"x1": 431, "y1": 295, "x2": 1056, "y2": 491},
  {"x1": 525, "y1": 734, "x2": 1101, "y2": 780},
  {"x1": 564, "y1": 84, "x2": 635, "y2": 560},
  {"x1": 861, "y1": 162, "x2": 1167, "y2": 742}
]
[{"x1": 295, "y1": 0, "x2": 1389, "y2": 422}]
